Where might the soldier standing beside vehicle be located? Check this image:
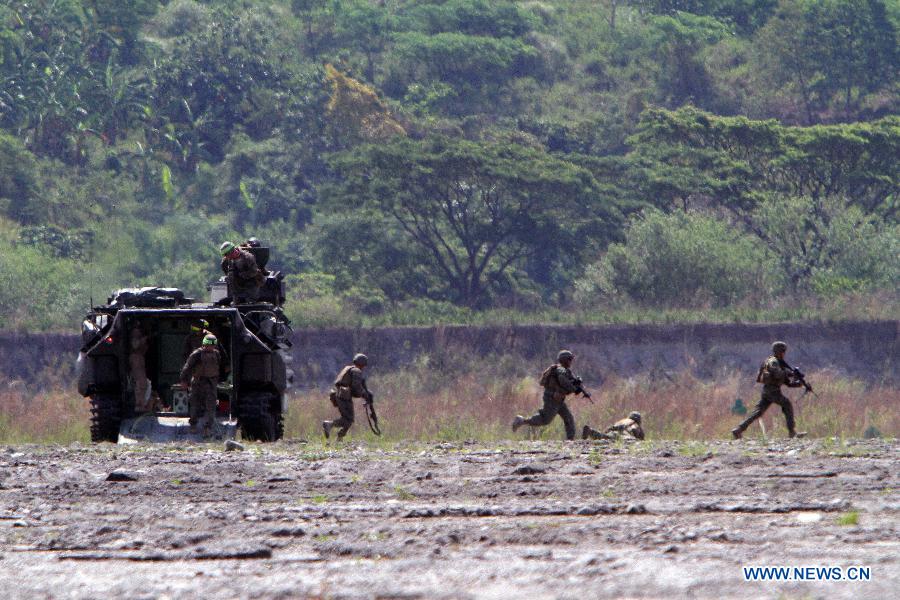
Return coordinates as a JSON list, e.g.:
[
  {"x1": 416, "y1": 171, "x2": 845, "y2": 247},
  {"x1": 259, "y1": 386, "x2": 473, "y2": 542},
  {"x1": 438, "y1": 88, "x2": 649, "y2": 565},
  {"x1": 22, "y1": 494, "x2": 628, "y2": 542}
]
[
  {"x1": 512, "y1": 350, "x2": 591, "y2": 441},
  {"x1": 129, "y1": 323, "x2": 151, "y2": 413},
  {"x1": 324, "y1": 354, "x2": 373, "y2": 440},
  {"x1": 220, "y1": 241, "x2": 263, "y2": 304},
  {"x1": 732, "y1": 341, "x2": 808, "y2": 439},
  {"x1": 582, "y1": 411, "x2": 645, "y2": 441},
  {"x1": 180, "y1": 334, "x2": 222, "y2": 437}
]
